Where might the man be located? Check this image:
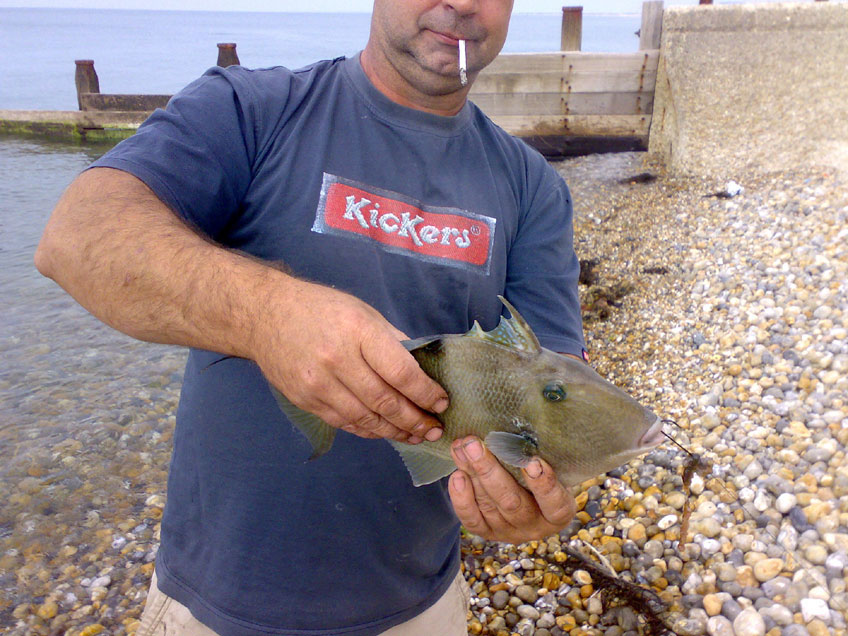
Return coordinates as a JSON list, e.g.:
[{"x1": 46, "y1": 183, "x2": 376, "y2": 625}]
[{"x1": 35, "y1": 0, "x2": 586, "y2": 634}]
